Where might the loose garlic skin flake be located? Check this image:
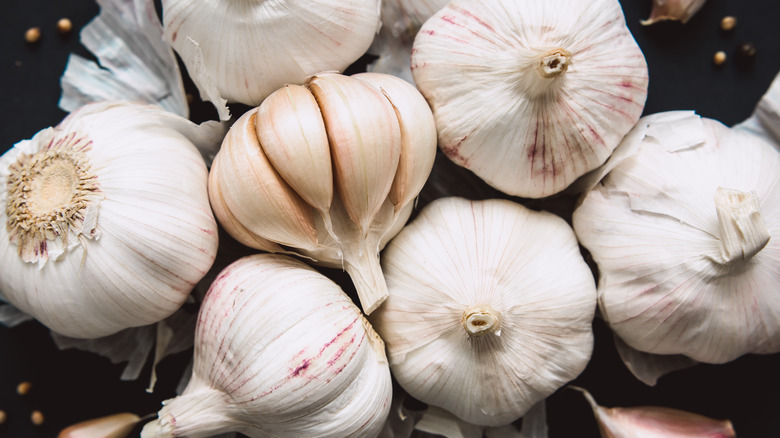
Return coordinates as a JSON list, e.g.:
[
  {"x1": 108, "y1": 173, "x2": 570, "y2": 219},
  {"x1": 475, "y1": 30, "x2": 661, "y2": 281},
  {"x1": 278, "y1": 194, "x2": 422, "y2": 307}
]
[
  {"x1": 574, "y1": 114, "x2": 780, "y2": 364},
  {"x1": 141, "y1": 254, "x2": 392, "y2": 438},
  {"x1": 0, "y1": 101, "x2": 218, "y2": 339},
  {"x1": 208, "y1": 72, "x2": 437, "y2": 315},
  {"x1": 411, "y1": 0, "x2": 648, "y2": 199},
  {"x1": 161, "y1": 0, "x2": 381, "y2": 106},
  {"x1": 371, "y1": 197, "x2": 597, "y2": 427}
]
